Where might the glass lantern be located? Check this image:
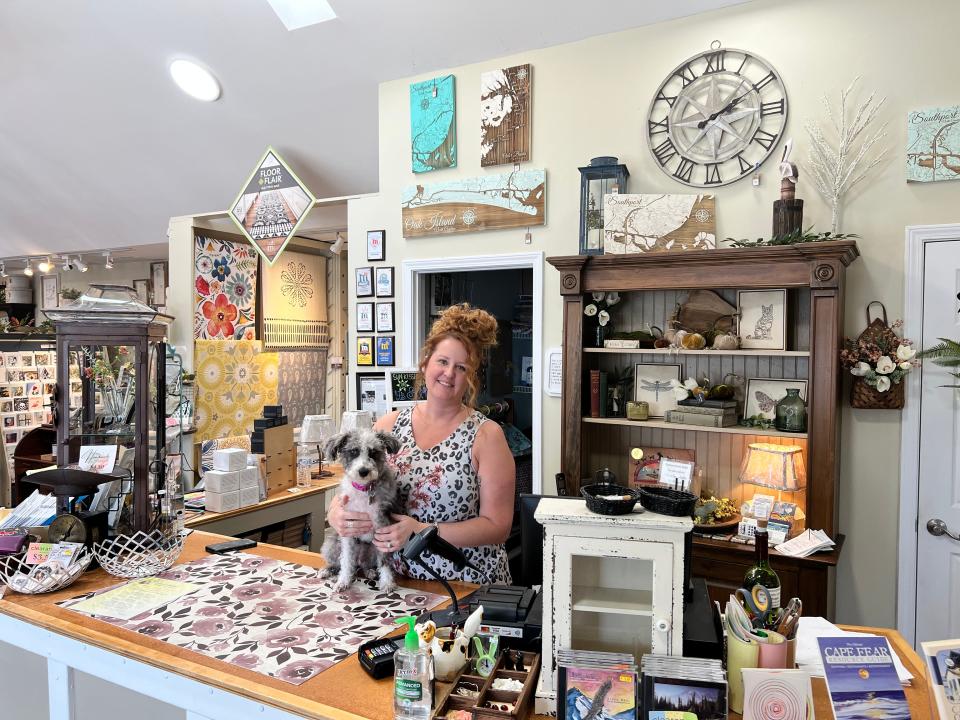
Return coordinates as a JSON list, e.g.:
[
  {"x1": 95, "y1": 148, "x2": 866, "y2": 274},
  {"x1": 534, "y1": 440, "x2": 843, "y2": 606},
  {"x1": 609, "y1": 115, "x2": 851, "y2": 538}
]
[
  {"x1": 578, "y1": 156, "x2": 629, "y2": 255},
  {"x1": 45, "y1": 285, "x2": 174, "y2": 533}
]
